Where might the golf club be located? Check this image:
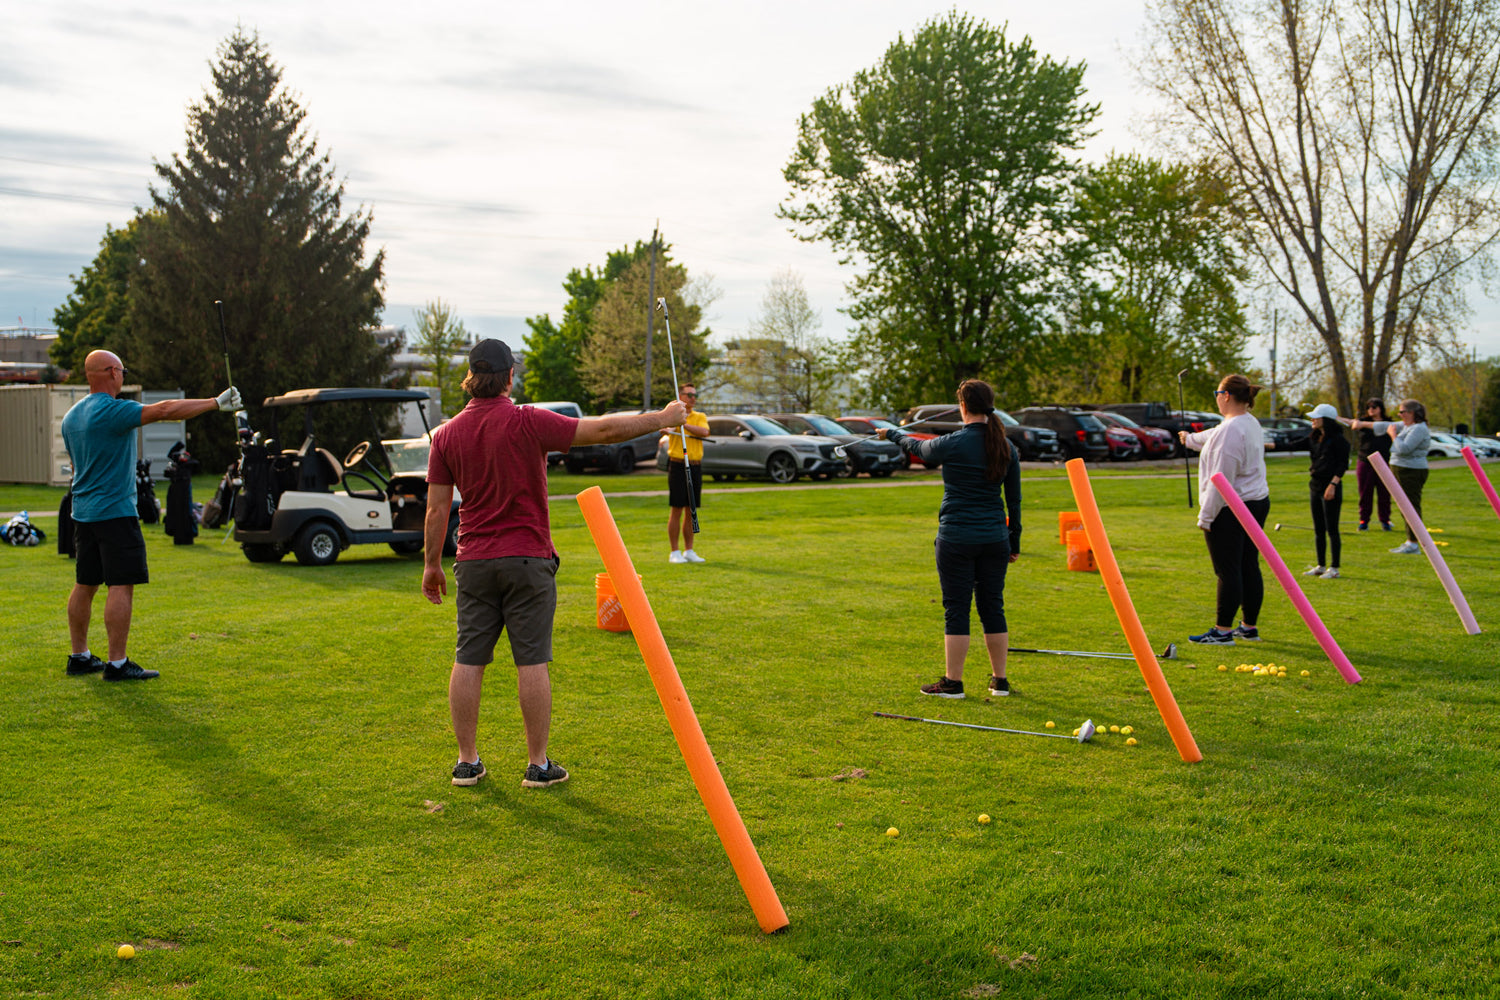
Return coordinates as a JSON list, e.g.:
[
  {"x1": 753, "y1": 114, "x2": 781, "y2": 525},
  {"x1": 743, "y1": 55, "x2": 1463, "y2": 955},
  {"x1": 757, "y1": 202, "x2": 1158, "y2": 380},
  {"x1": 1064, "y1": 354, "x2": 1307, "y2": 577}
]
[
  {"x1": 874, "y1": 712, "x2": 1096, "y2": 743},
  {"x1": 655, "y1": 297, "x2": 699, "y2": 534},
  {"x1": 1273, "y1": 523, "x2": 1313, "y2": 531},
  {"x1": 1177, "y1": 368, "x2": 1193, "y2": 507},
  {"x1": 1010, "y1": 641, "x2": 1178, "y2": 661}
]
